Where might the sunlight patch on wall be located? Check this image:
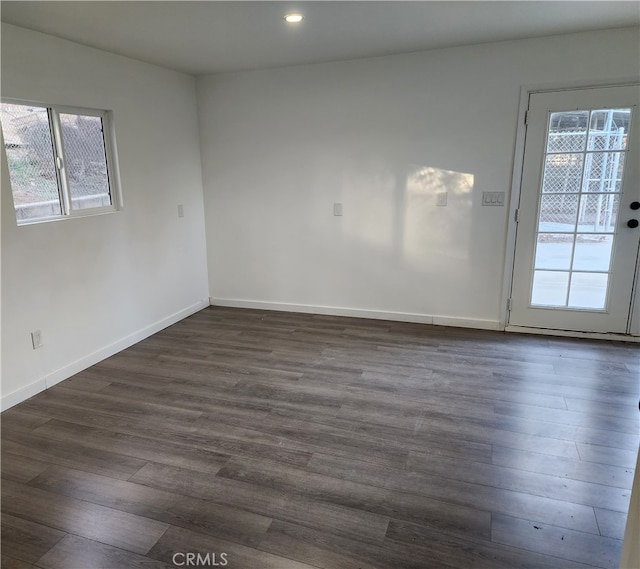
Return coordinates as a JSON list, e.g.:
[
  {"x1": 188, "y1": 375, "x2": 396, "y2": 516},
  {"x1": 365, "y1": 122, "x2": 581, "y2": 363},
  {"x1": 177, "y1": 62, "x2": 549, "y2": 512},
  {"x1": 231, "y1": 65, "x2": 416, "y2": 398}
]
[{"x1": 403, "y1": 165, "x2": 474, "y2": 270}]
